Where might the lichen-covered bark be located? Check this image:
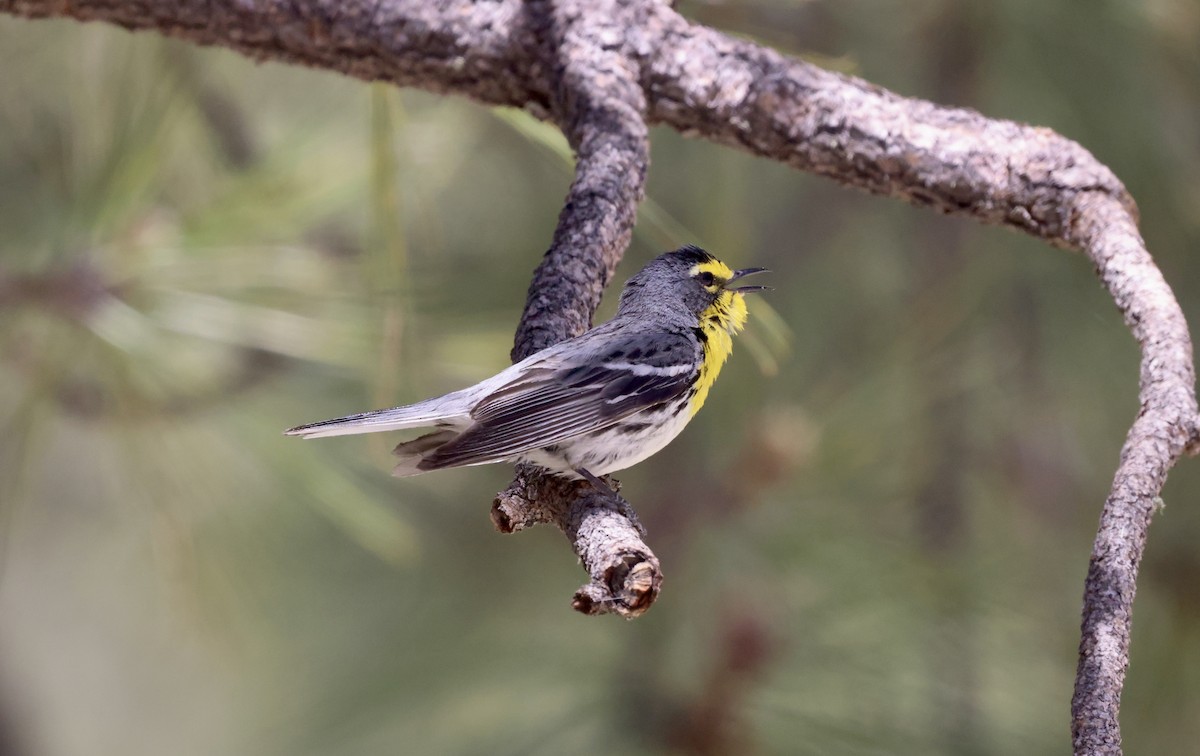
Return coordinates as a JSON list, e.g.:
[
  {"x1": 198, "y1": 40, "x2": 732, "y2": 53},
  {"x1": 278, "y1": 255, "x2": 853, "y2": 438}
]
[{"x1": 3, "y1": 0, "x2": 1197, "y2": 748}]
